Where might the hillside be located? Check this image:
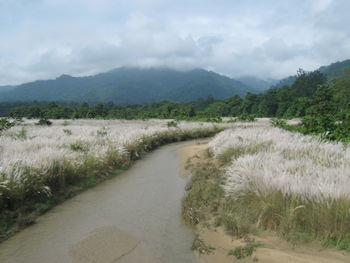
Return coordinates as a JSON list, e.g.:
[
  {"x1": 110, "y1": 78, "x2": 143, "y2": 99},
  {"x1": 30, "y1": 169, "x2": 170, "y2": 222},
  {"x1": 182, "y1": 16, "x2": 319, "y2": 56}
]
[
  {"x1": 0, "y1": 68, "x2": 258, "y2": 103},
  {"x1": 237, "y1": 76, "x2": 277, "y2": 92},
  {"x1": 0, "y1": 85, "x2": 16, "y2": 93},
  {"x1": 274, "y1": 59, "x2": 350, "y2": 88},
  {"x1": 318, "y1": 59, "x2": 350, "y2": 78}
]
